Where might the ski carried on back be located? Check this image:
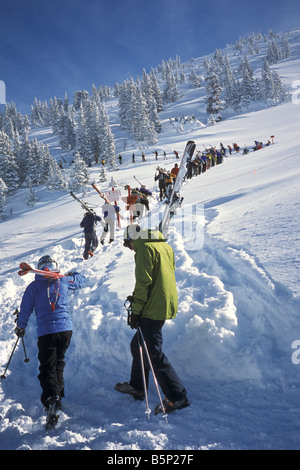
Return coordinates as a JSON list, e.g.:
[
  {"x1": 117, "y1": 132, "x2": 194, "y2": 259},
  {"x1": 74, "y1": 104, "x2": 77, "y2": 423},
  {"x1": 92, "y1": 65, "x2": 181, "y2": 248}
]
[
  {"x1": 70, "y1": 191, "x2": 95, "y2": 215},
  {"x1": 18, "y1": 262, "x2": 65, "y2": 279},
  {"x1": 91, "y1": 183, "x2": 111, "y2": 205},
  {"x1": 159, "y1": 140, "x2": 196, "y2": 235},
  {"x1": 92, "y1": 183, "x2": 122, "y2": 227}
]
